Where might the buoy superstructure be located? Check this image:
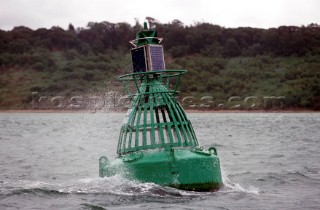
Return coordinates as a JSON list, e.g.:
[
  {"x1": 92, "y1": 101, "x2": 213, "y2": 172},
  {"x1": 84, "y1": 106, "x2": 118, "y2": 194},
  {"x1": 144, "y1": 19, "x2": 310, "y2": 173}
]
[{"x1": 99, "y1": 22, "x2": 222, "y2": 191}]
